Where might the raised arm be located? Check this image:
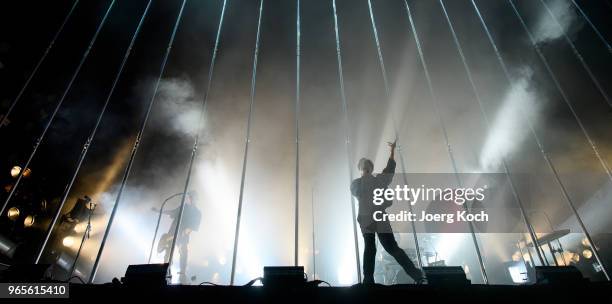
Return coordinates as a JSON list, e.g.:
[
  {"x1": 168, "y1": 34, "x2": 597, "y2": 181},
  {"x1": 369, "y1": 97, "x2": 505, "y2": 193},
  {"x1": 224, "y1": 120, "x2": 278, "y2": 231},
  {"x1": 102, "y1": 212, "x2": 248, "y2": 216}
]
[{"x1": 379, "y1": 140, "x2": 397, "y2": 186}]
